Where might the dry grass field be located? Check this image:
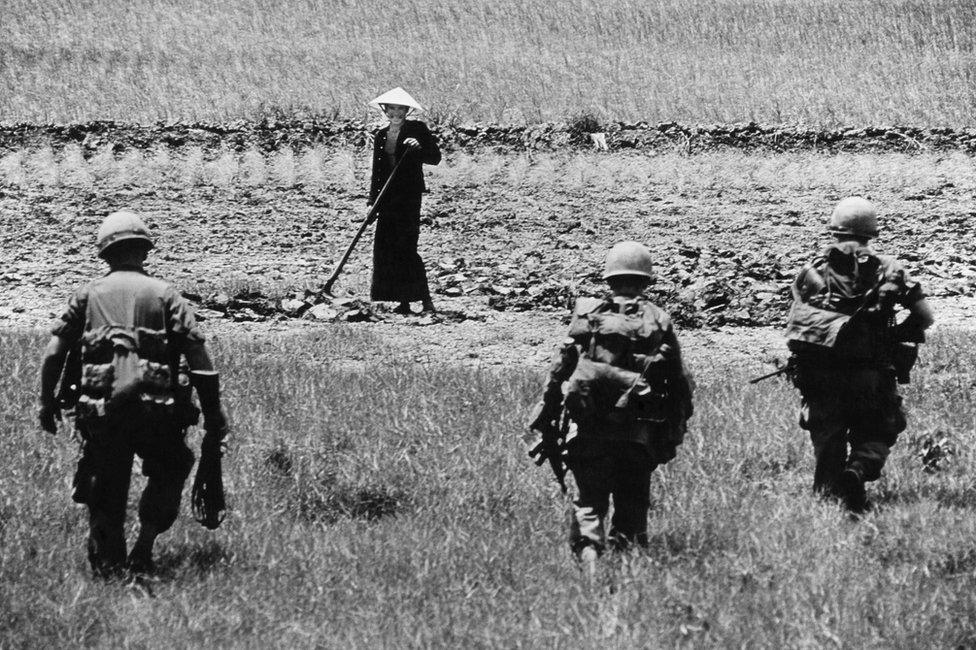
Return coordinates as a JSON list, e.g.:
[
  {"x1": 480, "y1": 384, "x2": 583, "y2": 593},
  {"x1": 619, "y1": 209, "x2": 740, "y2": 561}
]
[
  {"x1": 4, "y1": 0, "x2": 976, "y2": 125},
  {"x1": 2, "y1": 328, "x2": 976, "y2": 646}
]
